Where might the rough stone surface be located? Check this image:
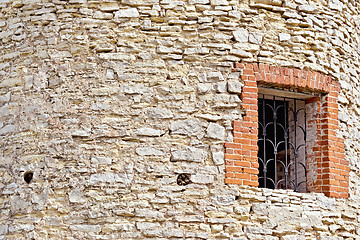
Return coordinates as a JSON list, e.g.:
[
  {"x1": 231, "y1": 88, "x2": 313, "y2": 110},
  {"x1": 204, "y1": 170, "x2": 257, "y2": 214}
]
[{"x1": 0, "y1": 0, "x2": 360, "y2": 239}]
